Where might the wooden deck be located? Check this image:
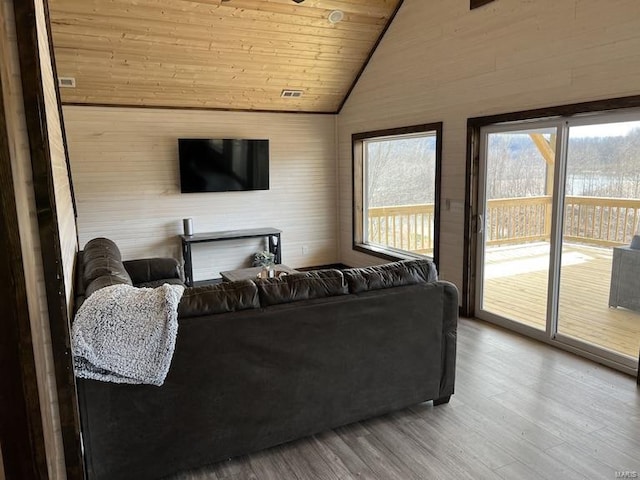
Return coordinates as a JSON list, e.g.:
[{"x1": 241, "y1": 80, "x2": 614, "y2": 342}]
[{"x1": 482, "y1": 243, "x2": 640, "y2": 359}]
